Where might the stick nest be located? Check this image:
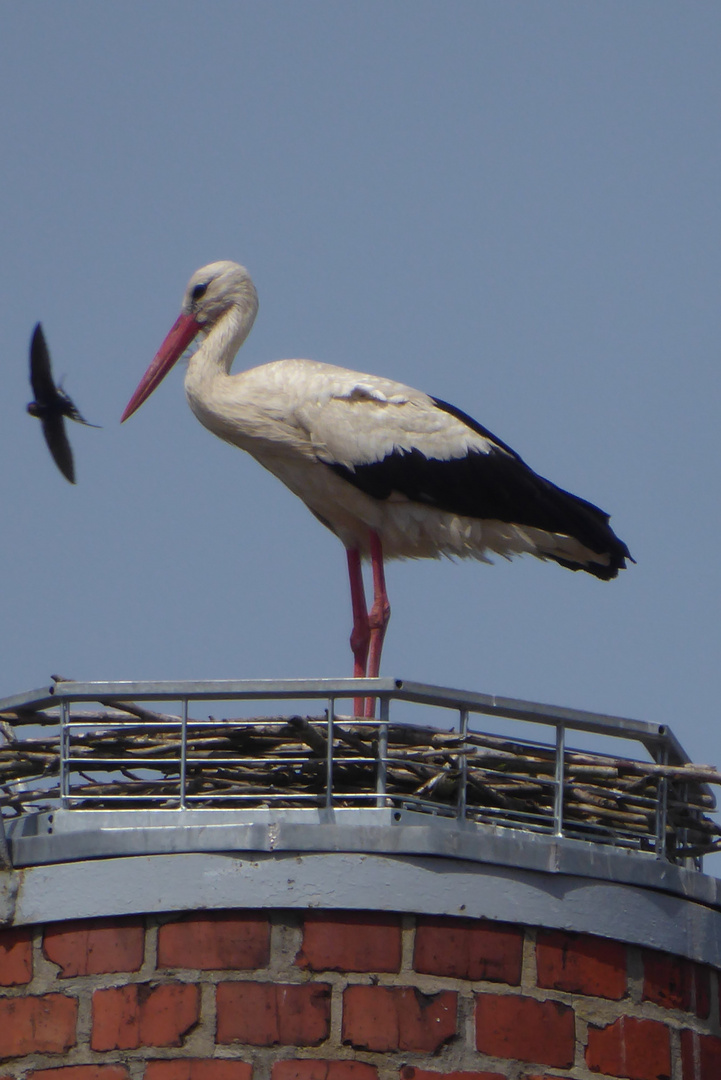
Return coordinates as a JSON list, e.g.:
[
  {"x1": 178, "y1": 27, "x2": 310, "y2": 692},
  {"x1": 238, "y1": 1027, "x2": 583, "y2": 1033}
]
[{"x1": 2, "y1": 703, "x2": 719, "y2": 864}]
